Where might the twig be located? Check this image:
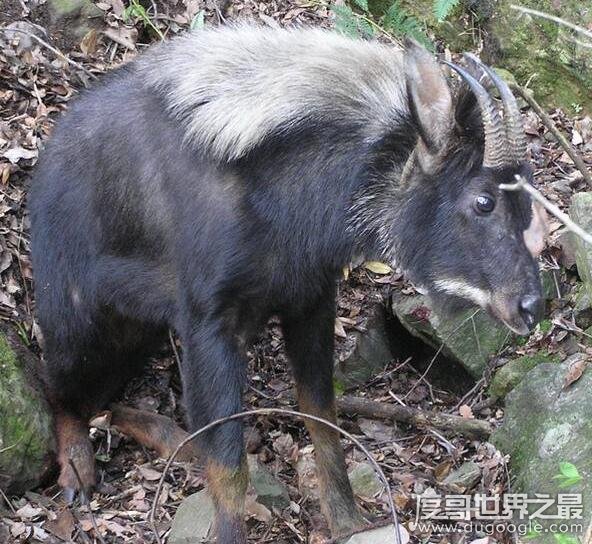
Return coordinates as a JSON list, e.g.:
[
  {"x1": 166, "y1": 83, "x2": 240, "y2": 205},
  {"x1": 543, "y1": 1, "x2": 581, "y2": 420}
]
[
  {"x1": 168, "y1": 329, "x2": 182, "y2": 369},
  {"x1": 149, "y1": 408, "x2": 404, "y2": 544},
  {"x1": 0, "y1": 27, "x2": 97, "y2": 81},
  {"x1": 510, "y1": 4, "x2": 592, "y2": 42},
  {"x1": 68, "y1": 459, "x2": 107, "y2": 544},
  {"x1": 509, "y1": 83, "x2": 592, "y2": 188},
  {"x1": 0, "y1": 486, "x2": 16, "y2": 514},
  {"x1": 336, "y1": 395, "x2": 492, "y2": 439},
  {"x1": 500, "y1": 175, "x2": 592, "y2": 246},
  {"x1": 0, "y1": 440, "x2": 21, "y2": 454}
]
